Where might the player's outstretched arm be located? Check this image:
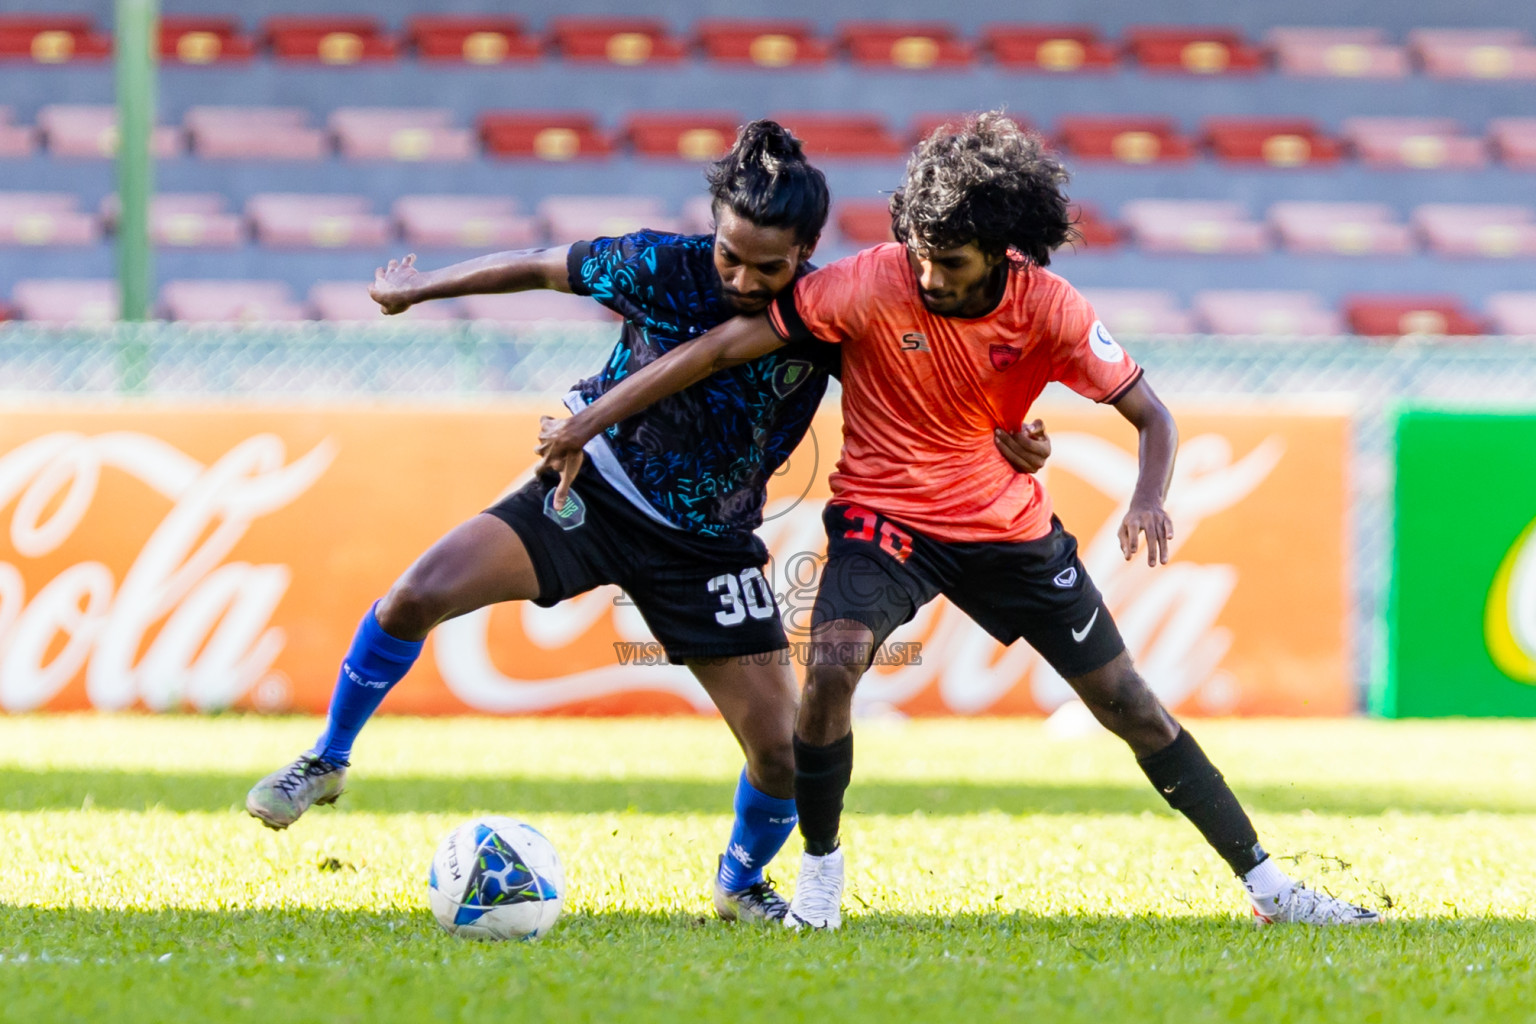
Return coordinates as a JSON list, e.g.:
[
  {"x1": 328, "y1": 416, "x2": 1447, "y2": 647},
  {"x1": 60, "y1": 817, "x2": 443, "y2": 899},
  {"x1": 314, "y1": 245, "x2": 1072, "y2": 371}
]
[
  {"x1": 535, "y1": 313, "x2": 788, "y2": 506},
  {"x1": 369, "y1": 246, "x2": 573, "y2": 315},
  {"x1": 1111, "y1": 377, "x2": 1178, "y2": 566}
]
